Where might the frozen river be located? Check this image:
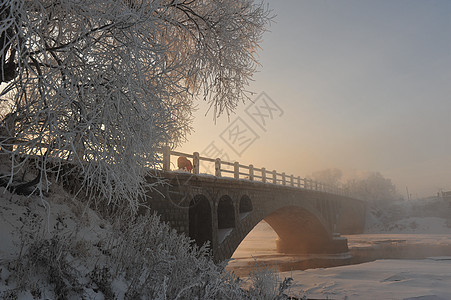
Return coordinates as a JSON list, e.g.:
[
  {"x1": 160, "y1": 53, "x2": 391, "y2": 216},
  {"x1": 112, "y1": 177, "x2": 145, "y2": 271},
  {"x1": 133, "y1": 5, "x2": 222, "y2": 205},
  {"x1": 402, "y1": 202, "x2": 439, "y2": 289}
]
[{"x1": 226, "y1": 221, "x2": 451, "y2": 299}]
